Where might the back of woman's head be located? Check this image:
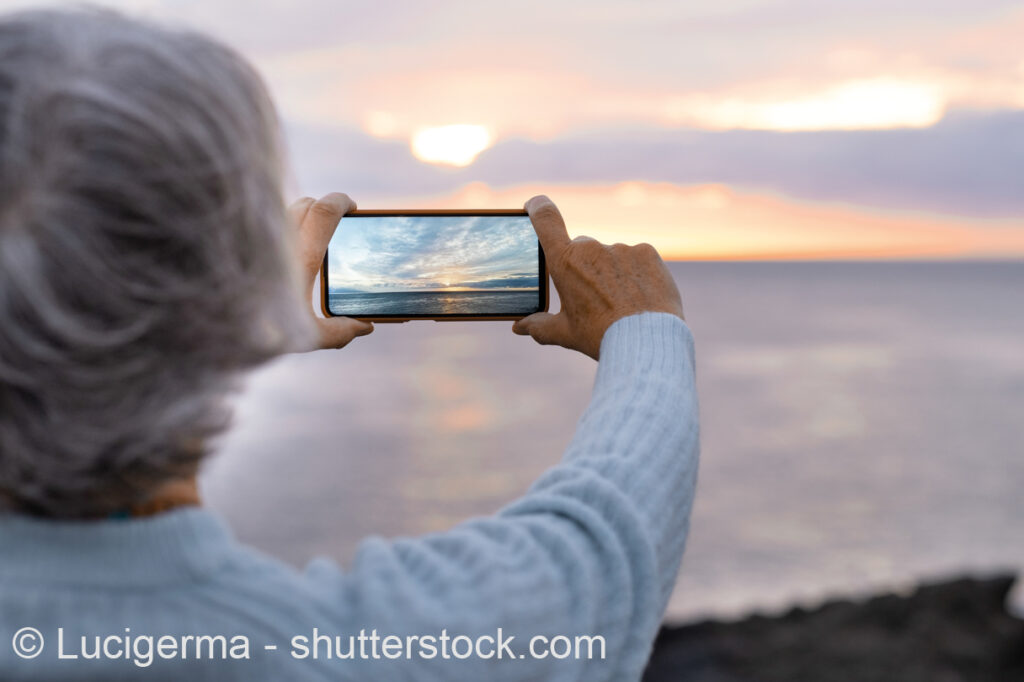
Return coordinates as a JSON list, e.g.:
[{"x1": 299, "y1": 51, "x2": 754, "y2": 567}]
[{"x1": 0, "y1": 9, "x2": 314, "y2": 517}]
